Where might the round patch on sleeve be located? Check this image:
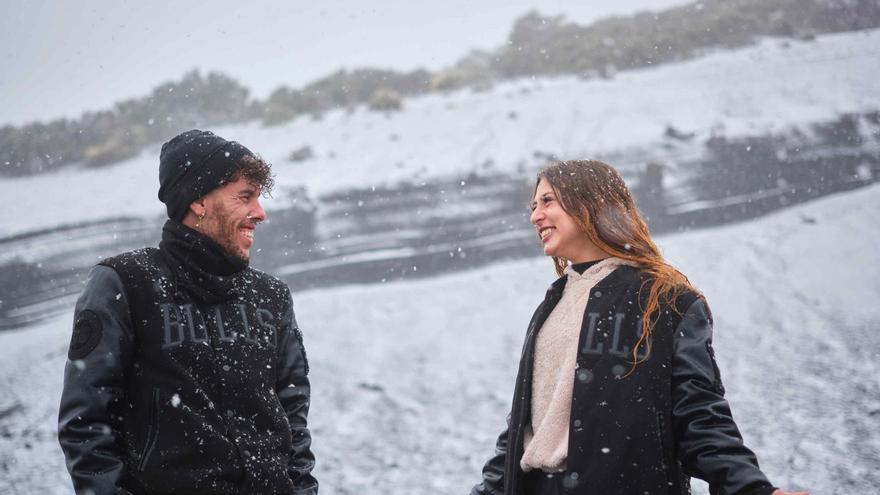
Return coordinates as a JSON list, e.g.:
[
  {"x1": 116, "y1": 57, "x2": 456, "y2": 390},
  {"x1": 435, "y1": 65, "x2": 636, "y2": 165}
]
[{"x1": 68, "y1": 310, "x2": 103, "y2": 360}]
